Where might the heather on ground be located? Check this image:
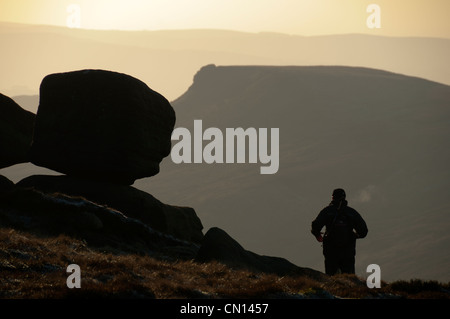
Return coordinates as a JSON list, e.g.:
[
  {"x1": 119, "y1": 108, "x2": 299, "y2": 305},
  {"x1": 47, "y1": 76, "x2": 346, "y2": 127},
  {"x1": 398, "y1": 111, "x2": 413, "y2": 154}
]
[{"x1": 1, "y1": 228, "x2": 448, "y2": 299}]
